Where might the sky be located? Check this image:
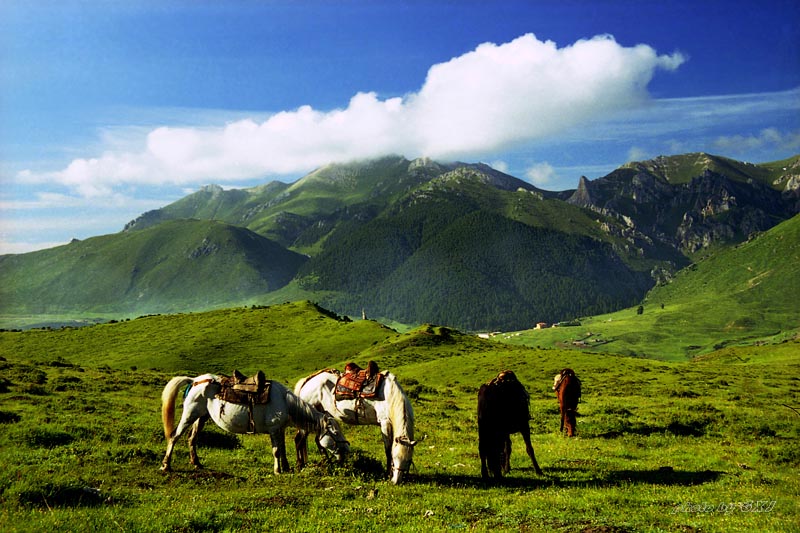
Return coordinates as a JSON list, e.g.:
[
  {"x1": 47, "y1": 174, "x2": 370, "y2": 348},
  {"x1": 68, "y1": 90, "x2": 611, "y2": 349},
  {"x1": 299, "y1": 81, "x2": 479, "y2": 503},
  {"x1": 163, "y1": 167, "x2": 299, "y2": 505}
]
[{"x1": 1, "y1": 0, "x2": 799, "y2": 254}]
